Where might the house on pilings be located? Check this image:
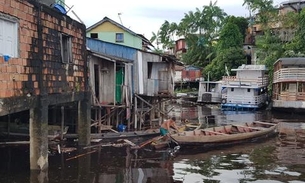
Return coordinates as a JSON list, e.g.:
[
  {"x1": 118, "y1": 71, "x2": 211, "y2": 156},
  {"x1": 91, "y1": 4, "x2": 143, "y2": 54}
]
[
  {"x1": 86, "y1": 17, "x2": 180, "y2": 131},
  {"x1": 0, "y1": 0, "x2": 90, "y2": 170}
]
